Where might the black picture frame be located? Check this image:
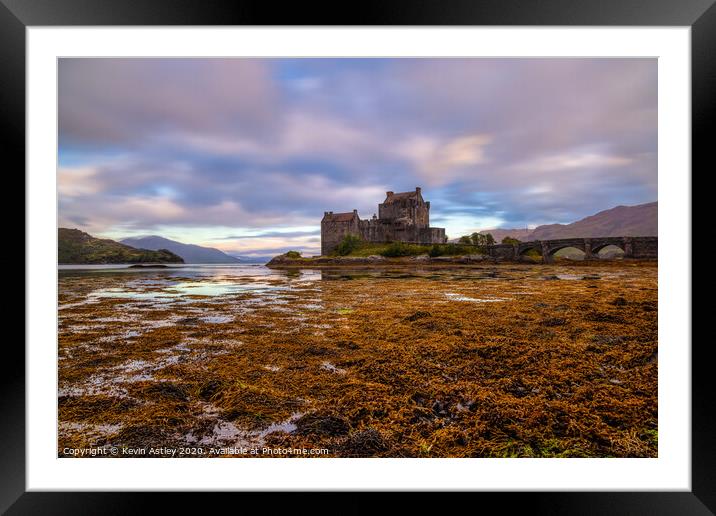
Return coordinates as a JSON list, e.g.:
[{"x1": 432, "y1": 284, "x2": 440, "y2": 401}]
[{"x1": 5, "y1": 0, "x2": 710, "y2": 513}]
